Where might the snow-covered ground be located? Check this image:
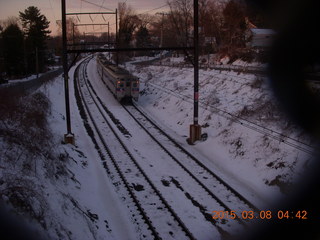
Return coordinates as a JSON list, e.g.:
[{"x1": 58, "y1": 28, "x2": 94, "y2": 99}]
[
  {"x1": 0, "y1": 55, "x2": 315, "y2": 239},
  {"x1": 41, "y1": 61, "x2": 140, "y2": 240},
  {"x1": 0, "y1": 62, "x2": 138, "y2": 239},
  {"x1": 125, "y1": 59, "x2": 314, "y2": 205}
]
